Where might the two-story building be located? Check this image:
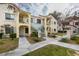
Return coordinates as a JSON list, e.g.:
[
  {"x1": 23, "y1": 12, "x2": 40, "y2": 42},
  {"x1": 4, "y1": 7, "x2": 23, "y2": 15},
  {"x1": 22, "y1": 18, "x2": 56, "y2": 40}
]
[
  {"x1": 61, "y1": 16, "x2": 79, "y2": 35},
  {"x1": 31, "y1": 15, "x2": 58, "y2": 37},
  {"x1": 0, "y1": 3, "x2": 31, "y2": 38},
  {"x1": 0, "y1": 3, "x2": 58, "y2": 38}
]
